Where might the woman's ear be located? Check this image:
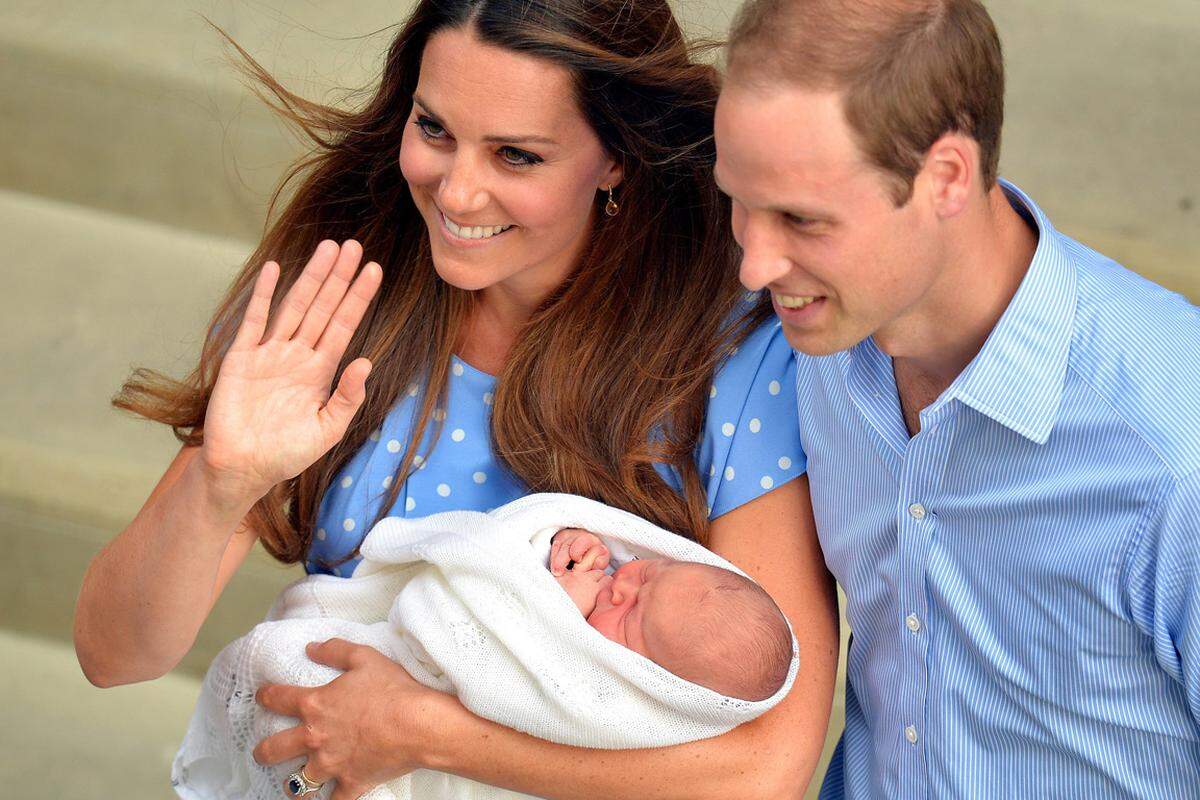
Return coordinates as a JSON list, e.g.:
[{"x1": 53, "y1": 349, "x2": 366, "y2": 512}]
[{"x1": 599, "y1": 160, "x2": 624, "y2": 190}]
